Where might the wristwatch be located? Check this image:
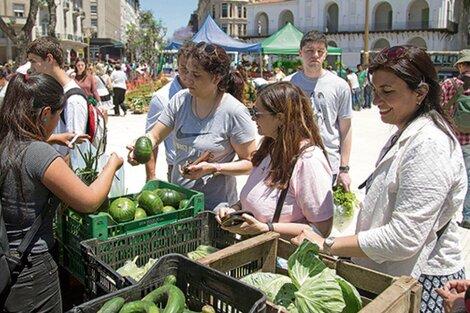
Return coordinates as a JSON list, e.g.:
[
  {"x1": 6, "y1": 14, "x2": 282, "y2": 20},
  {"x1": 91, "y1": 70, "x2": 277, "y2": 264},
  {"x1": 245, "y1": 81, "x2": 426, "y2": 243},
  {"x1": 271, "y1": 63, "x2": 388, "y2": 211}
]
[
  {"x1": 323, "y1": 236, "x2": 336, "y2": 255},
  {"x1": 339, "y1": 165, "x2": 350, "y2": 173}
]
